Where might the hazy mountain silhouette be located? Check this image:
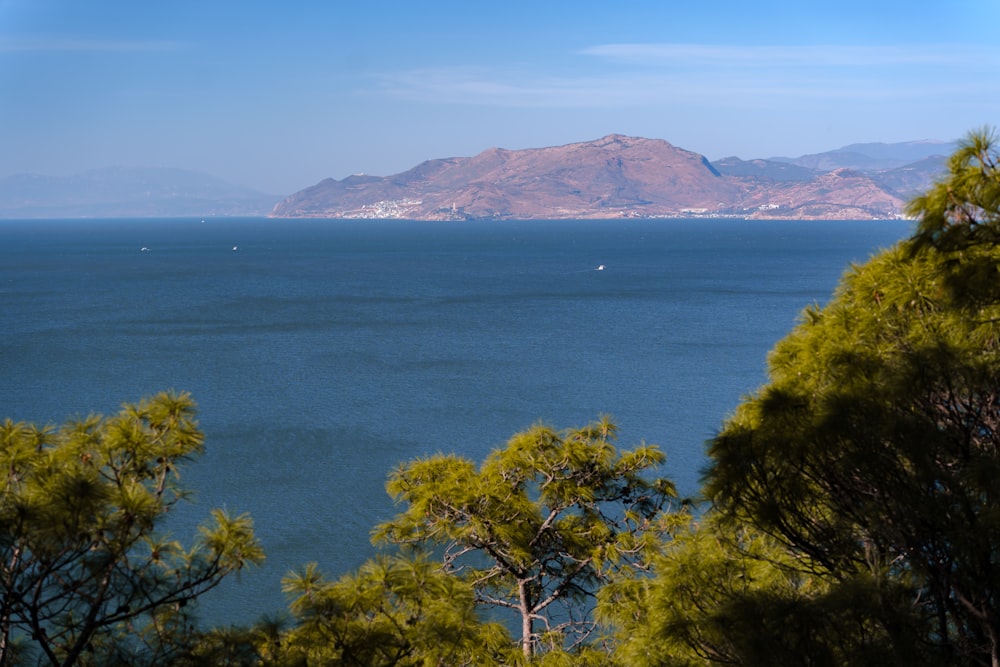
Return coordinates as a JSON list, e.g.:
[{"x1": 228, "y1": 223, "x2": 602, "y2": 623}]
[{"x1": 0, "y1": 167, "x2": 279, "y2": 218}]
